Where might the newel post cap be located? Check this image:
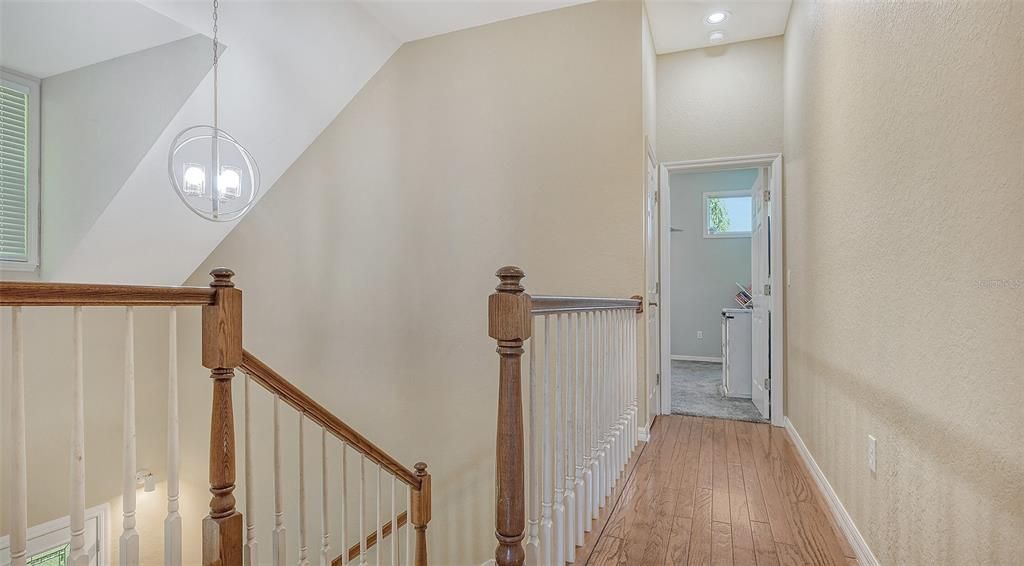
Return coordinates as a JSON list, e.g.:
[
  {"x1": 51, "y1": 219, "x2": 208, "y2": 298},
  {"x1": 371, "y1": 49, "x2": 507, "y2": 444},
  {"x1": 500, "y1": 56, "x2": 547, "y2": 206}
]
[
  {"x1": 489, "y1": 266, "x2": 531, "y2": 342},
  {"x1": 210, "y1": 268, "x2": 236, "y2": 288}
]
